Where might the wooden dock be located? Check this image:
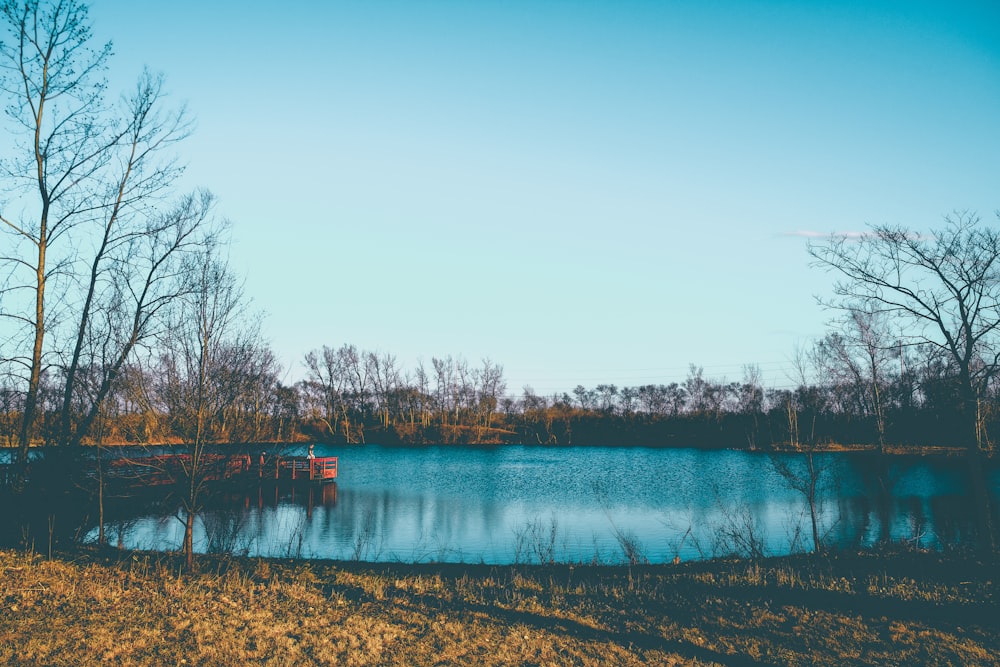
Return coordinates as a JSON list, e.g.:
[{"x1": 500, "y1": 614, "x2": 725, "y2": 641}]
[
  {"x1": 109, "y1": 453, "x2": 339, "y2": 486},
  {"x1": 1, "y1": 451, "x2": 338, "y2": 489},
  {"x1": 106, "y1": 453, "x2": 254, "y2": 487},
  {"x1": 265, "y1": 456, "x2": 338, "y2": 483}
]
